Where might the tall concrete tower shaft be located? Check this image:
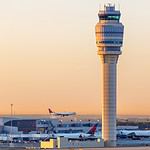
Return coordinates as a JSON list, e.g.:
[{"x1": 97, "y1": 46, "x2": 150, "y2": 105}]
[{"x1": 95, "y1": 4, "x2": 124, "y2": 147}]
